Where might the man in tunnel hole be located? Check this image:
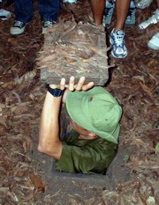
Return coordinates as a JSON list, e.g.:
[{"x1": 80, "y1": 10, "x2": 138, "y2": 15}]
[{"x1": 38, "y1": 77, "x2": 122, "y2": 174}]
